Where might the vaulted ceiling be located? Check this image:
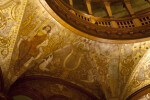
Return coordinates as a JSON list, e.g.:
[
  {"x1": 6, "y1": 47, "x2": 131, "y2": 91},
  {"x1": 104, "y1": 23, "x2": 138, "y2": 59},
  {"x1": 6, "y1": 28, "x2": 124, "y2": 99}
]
[{"x1": 0, "y1": 0, "x2": 150, "y2": 100}]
